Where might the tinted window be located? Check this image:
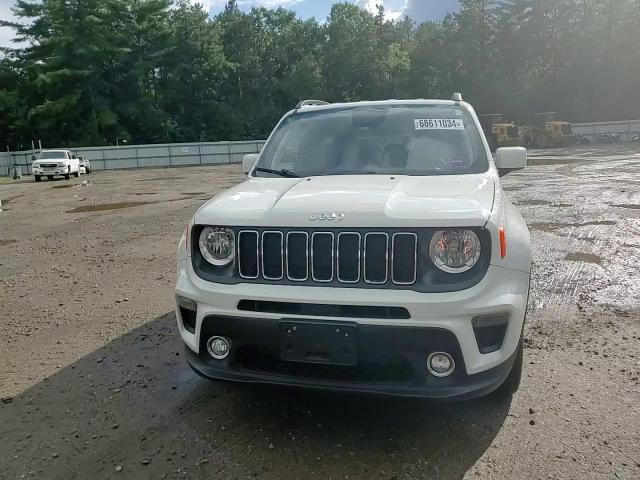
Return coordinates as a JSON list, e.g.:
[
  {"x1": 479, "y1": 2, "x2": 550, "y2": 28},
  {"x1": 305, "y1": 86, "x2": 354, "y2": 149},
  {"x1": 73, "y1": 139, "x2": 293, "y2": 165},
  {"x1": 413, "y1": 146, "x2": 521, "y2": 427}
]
[
  {"x1": 38, "y1": 151, "x2": 67, "y2": 159},
  {"x1": 254, "y1": 105, "x2": 488, "y2": 177}
]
